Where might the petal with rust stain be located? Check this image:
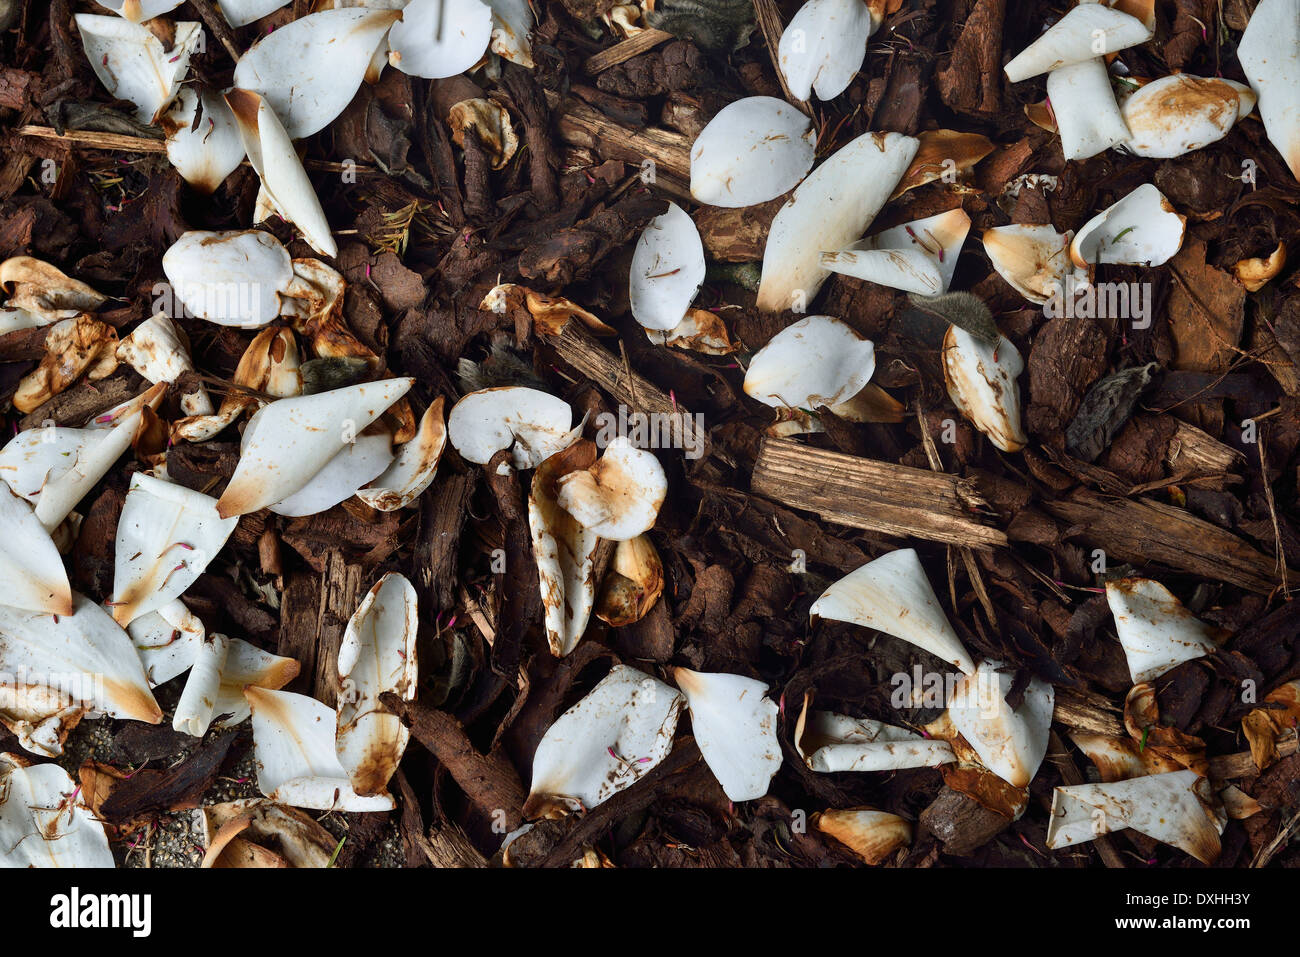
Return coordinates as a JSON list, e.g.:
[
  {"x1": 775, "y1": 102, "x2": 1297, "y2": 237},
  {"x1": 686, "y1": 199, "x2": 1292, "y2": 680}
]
[
  {"x1": 96, "y1": 0, "x2": 185, "y2": 22},
  {"x1": 689, "y1": 96, "x2": 815, "y2": 208},
  {"x1": 481, "y1": 283, "x2": 615, "y2": 337},
  {"x1": 246, "y1": 687, "x2": 395, "y2": 812},
  {"x1": 234, "y1": 7, "x2": 403, "y2": 140},
  {"x1": 448, "y1": 98, "x2": 519, "y2": 170},
  {"x1": 777, "y1": 0, "x2": 876, "y2": 102},
  {"x1": 1239, "y1": 0, "x2": 1300, "y2": 179},
  {"x1": 485, "y1": 0, "x2": 534, "y2": 67},
  {"x1": 110, "y1": 473, "x2": 237, "y2": 627},
  {"x1": 645, "y1": 307, "x2": 737, "y2": 355},
  {"x1": 595, "y1": 533, "x2": 663, "y2": 627},
  {"x1": 210, "y1": 639, "x2": 300, "y2": 729},
  {"x1": 75, "y1": 14, "x2": 200, "y2": 124},
  {"x1": 820, "y1": 208, "x2": 970, "y2": 296},
  {"x1": 946, "y1": 659, "x2": 1053, "y2": 789},
  {"x1": 629, "y1": 202, "x2": 706, "y2": 331},
  {"x1": 0, "y1": 256, "x2": 106, "y2": 322},
  {"x1": 196, "y1": 798, "x2": 337, "y2": 868},
  {"x1": 161, "y1": 87, "x2": 246, "y2": 194},
  {"x1": 0, "y1": 592, "x2": 163, "y2": 737},
  {"x1": 358, "y1": 396, "x2": 448, "y2": 511},
  {"x1": 529, "y1": 440, "x2": 601, "y2": 657},
  {"x1": 743, "y1": 314, "x2": 875, "y2": 411},
  {"x1": 0, "y1": 483, "x2": 72, "y2": 617},
  {"x1": 216, "y1": 377, "x2": 413, "y2": 518},
  {"x1": 1046, "y1": 769, "x2": 1223, "y2": 864},
  {"x1": 1070, "y1": 183, "x2": 1185, "y2": 269},
  {"x1": 1003, "y1": 4, "x2": 1151, "y2": 82},
  {"x1": 0, "y1": 383, "x2": 166, "y2": 532},
  {"x1": 889, "y1": 129, "x2": 994, "y2": 199},
  {"x1": 672, "y1": 667, "x2": 781, "y2": 801},
  {"x1": 0, "y1": 754, "x2": 115, "y2": 867},
  {"x1": 556, "y1": 438, "x2": 667, "y2": 541},
  {"x1": 811, "y1": 548, "x2": 976, "y2": 675},
  {"x1": 1105, "y1": 577, "x2": 1219, "y2": 684},
  {"x1": 815, "y1": 808, "x2": 911, "y2": 865},
  {"x1": 942, "y1": 324, "x2": 1028, "y2": 453},
  {"x1": 336, "y1": 572, "x2": 417, "y2": 796},
  {"x1": 794, "y1": 692, "x2": 954, "y2": 772},
  {"x1": 982, "y1": 224, "x2": 1075, "y2": 305},
  {"x1": 757, "y1": 131, "x2": 917, "y2": 313},
  {"x1": 1120, "y1": 74, "x2": 1255, "y2": 159},
  {"x1": 447, "y1": 386, "x2": 575, "y2": 469},
  {"x1": 117, "y1": 314, "x2": 213, "y2": 416},
  {"x1": 162, "y1": 230, "x2": 294, "y2": 328},
  {"x1": 524, "y1": 664, "x2": 683, "y2": 818},
  {"x1": 173, "y1": 632, "x2": 230, "y2": 737},
  {"x1": 128, "y1": 599, "x2": 205, "y2": 687},
  {"x1": 1069, "y1": 731, "x2": 1188, "y2": 782},
  {"x1": 225, "y1": 90, "x2": 337, "y2": 257},
  {"x1": 171, "y1": 327, "x2": 301, "y2": 443},
  {"x1": 13, "y1": 315, "x2": 119, "y2": 414},
  {"x1": 1232, "y1": 242, "x2": 1286, "y2": 293},
  {"x1": 387, "y1": 0, "x2": 492, "y2": 79},
  {"x1": 1242, "y1": 680, "x2": 1300, "y2": 771}
]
